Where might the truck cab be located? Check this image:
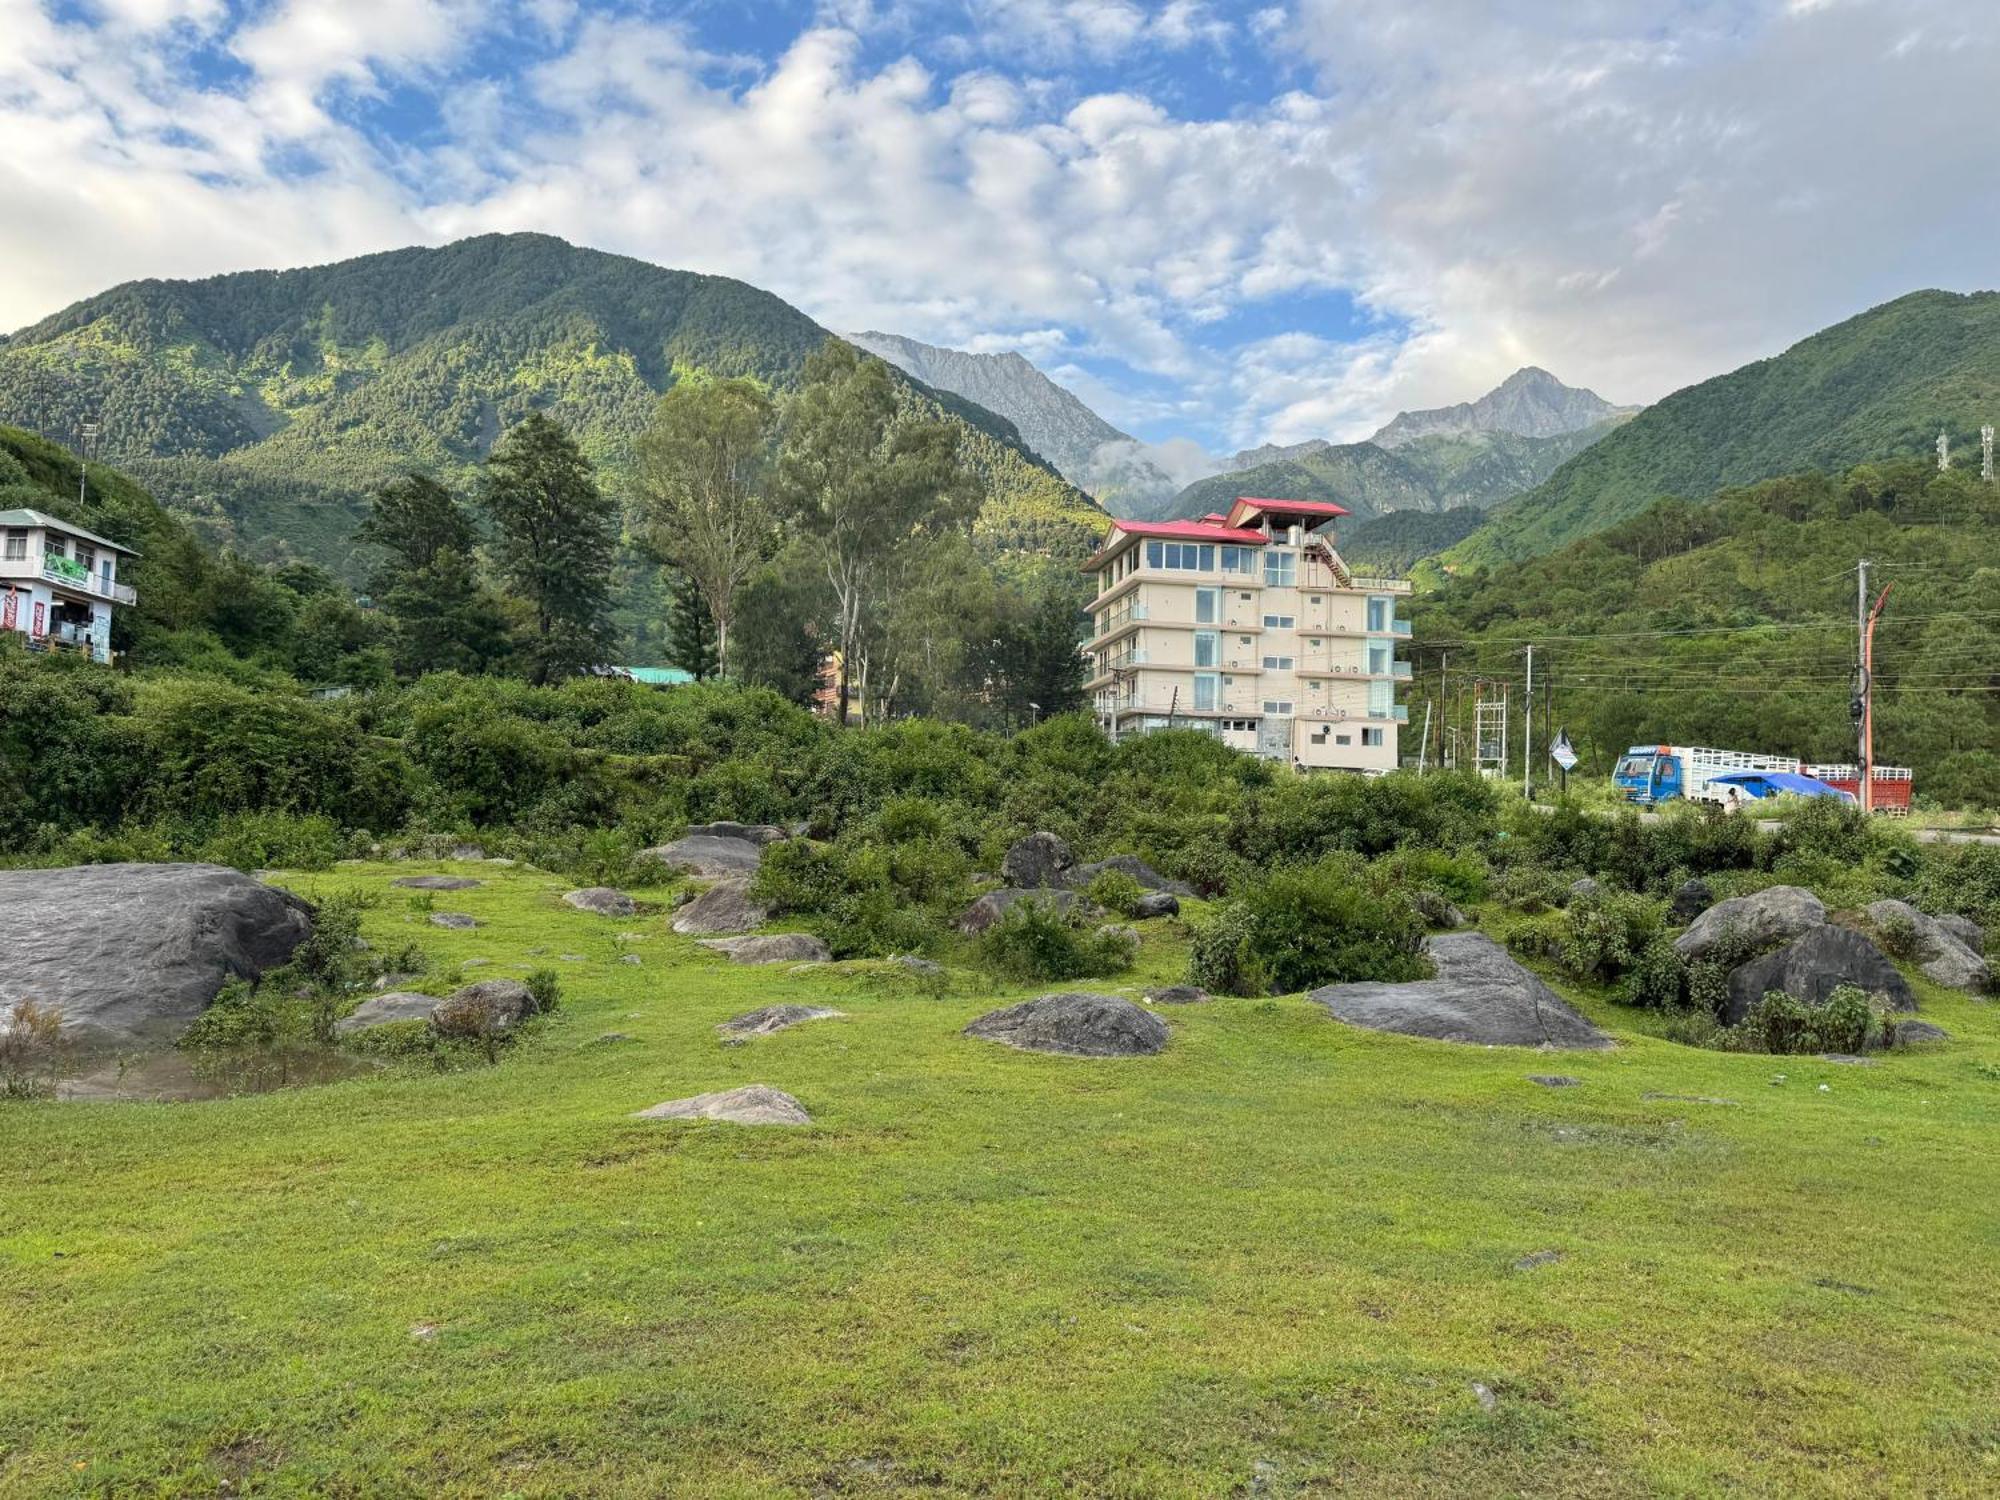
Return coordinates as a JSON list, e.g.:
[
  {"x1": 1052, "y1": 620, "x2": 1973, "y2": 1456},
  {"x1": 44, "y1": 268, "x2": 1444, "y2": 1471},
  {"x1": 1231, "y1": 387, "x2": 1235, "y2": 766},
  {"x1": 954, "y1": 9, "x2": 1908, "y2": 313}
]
[{"x1": 1614, "y1": 747, "x2": 1681, "y2": 805}]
